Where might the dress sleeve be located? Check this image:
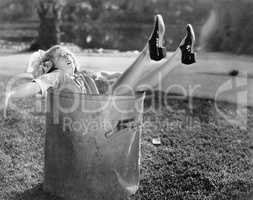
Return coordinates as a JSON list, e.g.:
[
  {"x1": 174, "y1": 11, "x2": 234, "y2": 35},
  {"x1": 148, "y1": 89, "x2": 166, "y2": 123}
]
[{"x1": 33, "y1": 70, "x2": 64, "y2": 97}]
